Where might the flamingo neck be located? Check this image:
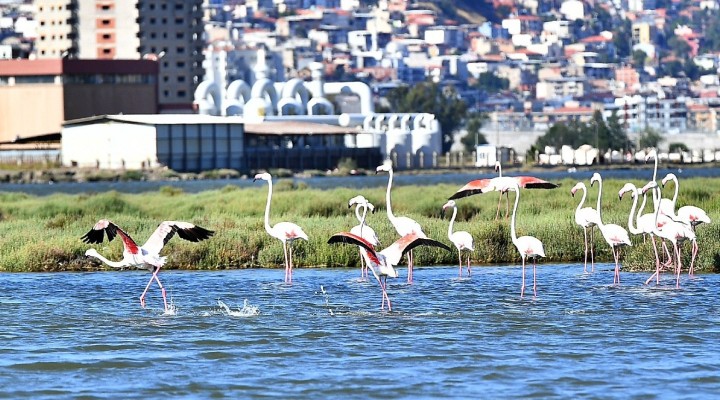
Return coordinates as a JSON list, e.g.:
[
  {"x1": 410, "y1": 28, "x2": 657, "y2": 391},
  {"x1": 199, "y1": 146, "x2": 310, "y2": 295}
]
[
  {"x1": 651, "y1": 155, "x2": 659, "y2": 209},
  {"x1": 575, "y1": 185, "x2": 587, "y2": 216},
  {"x1": 447, "y1": 206, "x2": 457, "y2": 240},
  {"x1": 354, "y1": 203, "x2": 363, "y2": 224},
  {"x1": 510, "y1": 187, "x2": 520, "y2": 244},
  {"x1": 626, "y1": 188, "x2": 640, "y2": 234},
  {"x1": 637, "y1": 189, "x2": 648, "y2": 227},
  {"x1": 359, "y1": 204, "x2": 368, "y2": 237},
  {"x1": 652, "y1": 186, "x2": 662, "y2": 231},
  {"x1": 595, "y1": 177, "x2": 604, "y2": 227},
  {"x1": 88, "y1": 250, "x2": 127, "y2": 269},
  {"x1": 384, "y1": 168, "x2": 397, "y2": 223},
  {"x1": 670, "y1": 175, "x2": 679, "y2": 208},
  {"x1": 497, "y1": 164, "x2": 502, "y2": 177},
  {"x1": 263, "y1": 177, "x2": 273, "y2": 234}
]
